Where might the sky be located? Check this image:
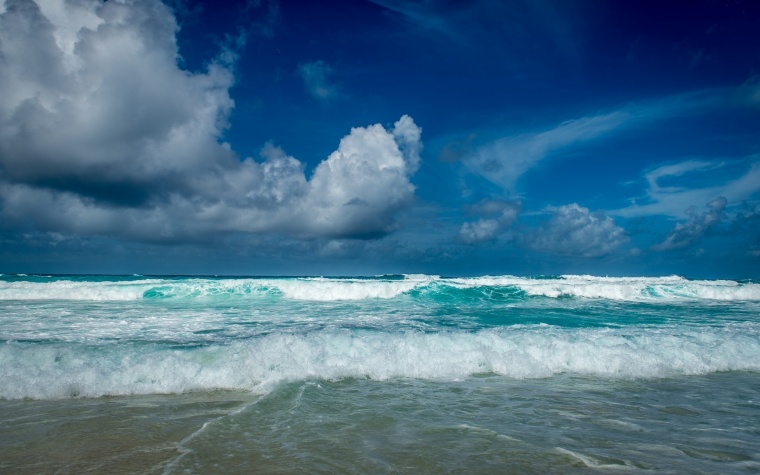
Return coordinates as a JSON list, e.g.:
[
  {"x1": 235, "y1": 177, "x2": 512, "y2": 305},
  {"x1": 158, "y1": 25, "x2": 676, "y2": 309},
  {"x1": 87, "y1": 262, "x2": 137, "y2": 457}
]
[{"x1": 1, "y1": 0, "x2": 759, "y2": 277}]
